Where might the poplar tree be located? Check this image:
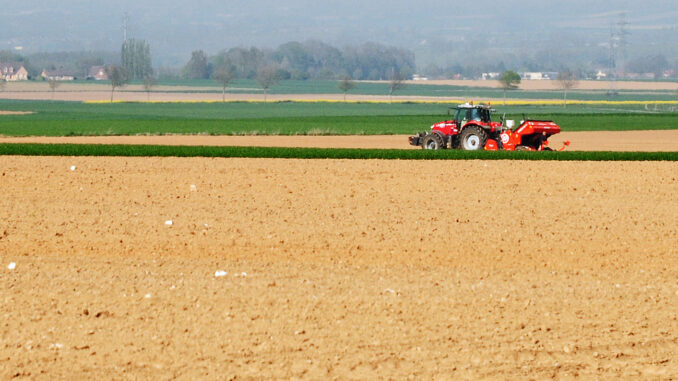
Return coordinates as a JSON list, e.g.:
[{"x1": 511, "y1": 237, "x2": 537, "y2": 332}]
[{"x1": 121, "y1": 39, "x2": 153, "y2": 80}]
